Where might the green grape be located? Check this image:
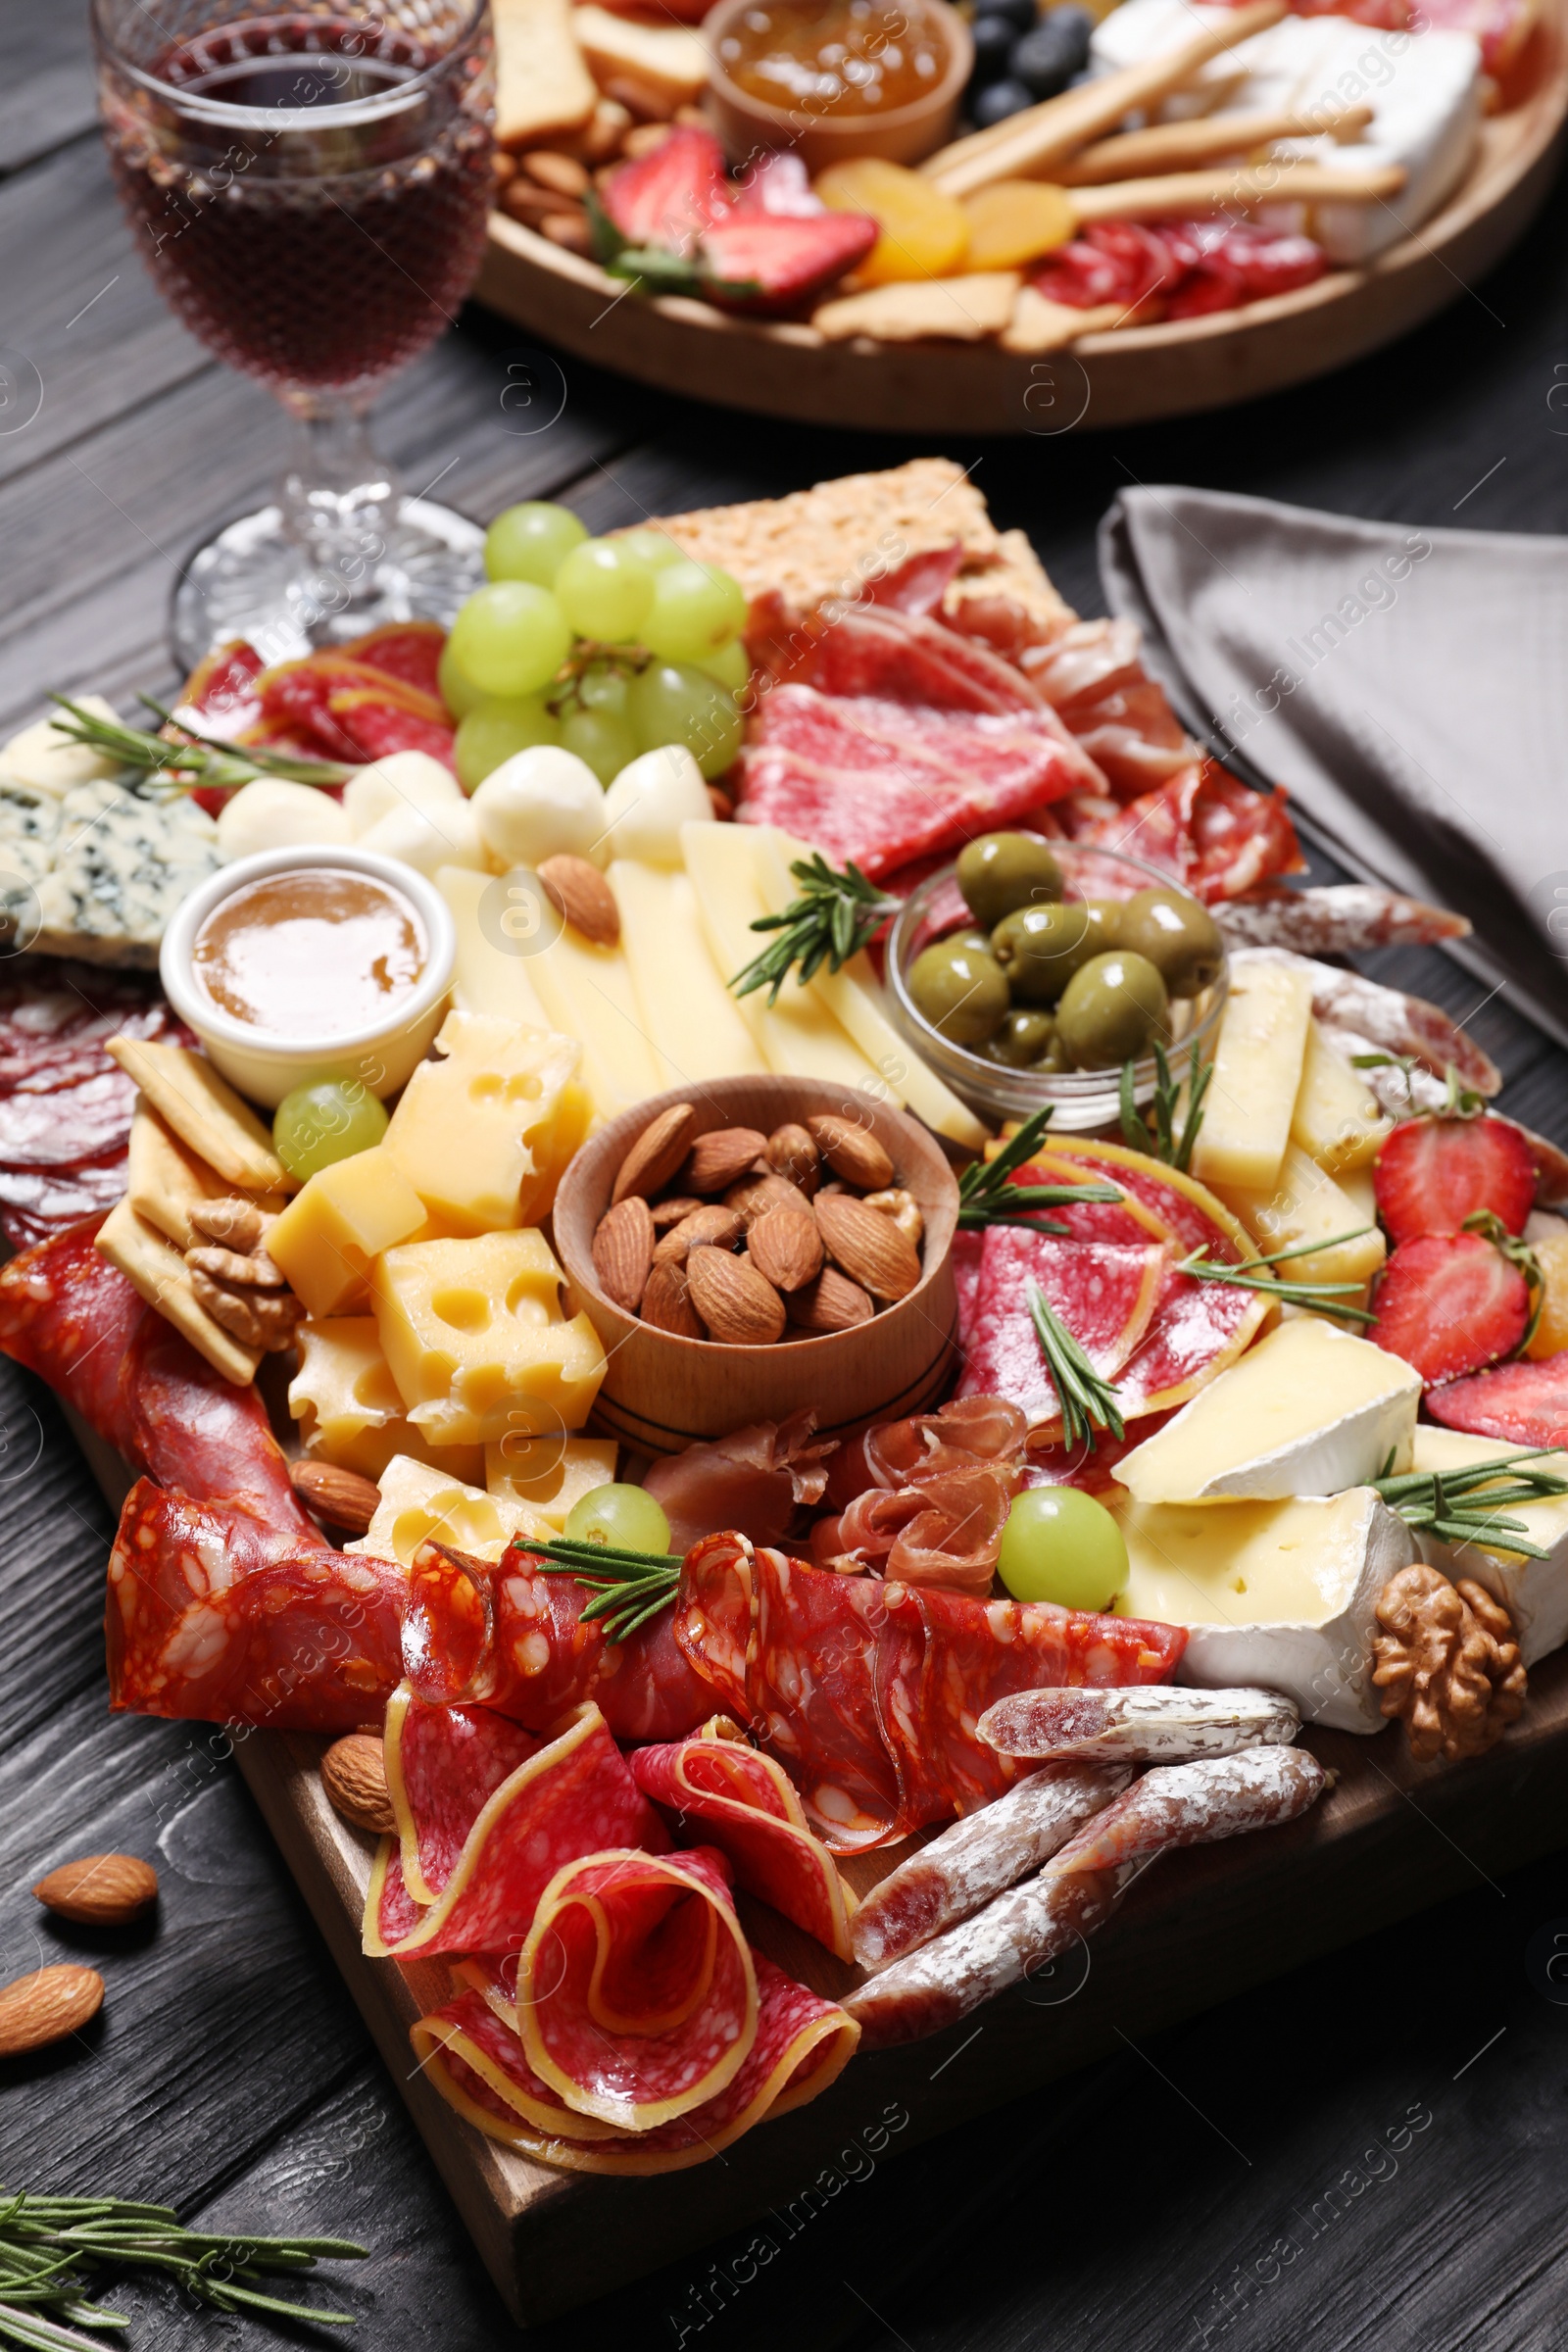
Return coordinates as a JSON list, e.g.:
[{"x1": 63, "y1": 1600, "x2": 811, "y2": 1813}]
[
  {"x1": 484, "y1": 500, "x2": 587, "y2": 587},
  {"x1": 454, "y1": 694, "x2": 561, "y2": 792},
  {"x1": 564, "y1": 1483, "x2": 672, "y2": 1554},
  {"x1": 447, "y1": 581, "x2": 570, "y2": 698},
  {"x1": 997, "y1": 1487, "x2": 1129, "y2": 1613},
  {"x1": 575, "y1": 660, "x2": 630, "y2": 717},
  {"x1": 616, "y1": 527, "x2": 687, "y2": 573},
  {"x1": 437, "y1": 637, "x2": 485, "y2": 721},
  {"x1": 554, "y1": 538, "x2": 655, "y2": 644},
  {"x1": 628, "y1": 662, "x2": 744, "y2": 780},
  {"x1": 273, "y1": 1080, "x2": 388, "y2": 1182},
  {"x1": 692, "y1": 638, "x2": 751, "y2": 695},
  {"x1": 560, "y1": 704, "x2": 638, "y2": 788},
  {"x1": 641, "y1": 561, "x2": 749, "y2": 662}
]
